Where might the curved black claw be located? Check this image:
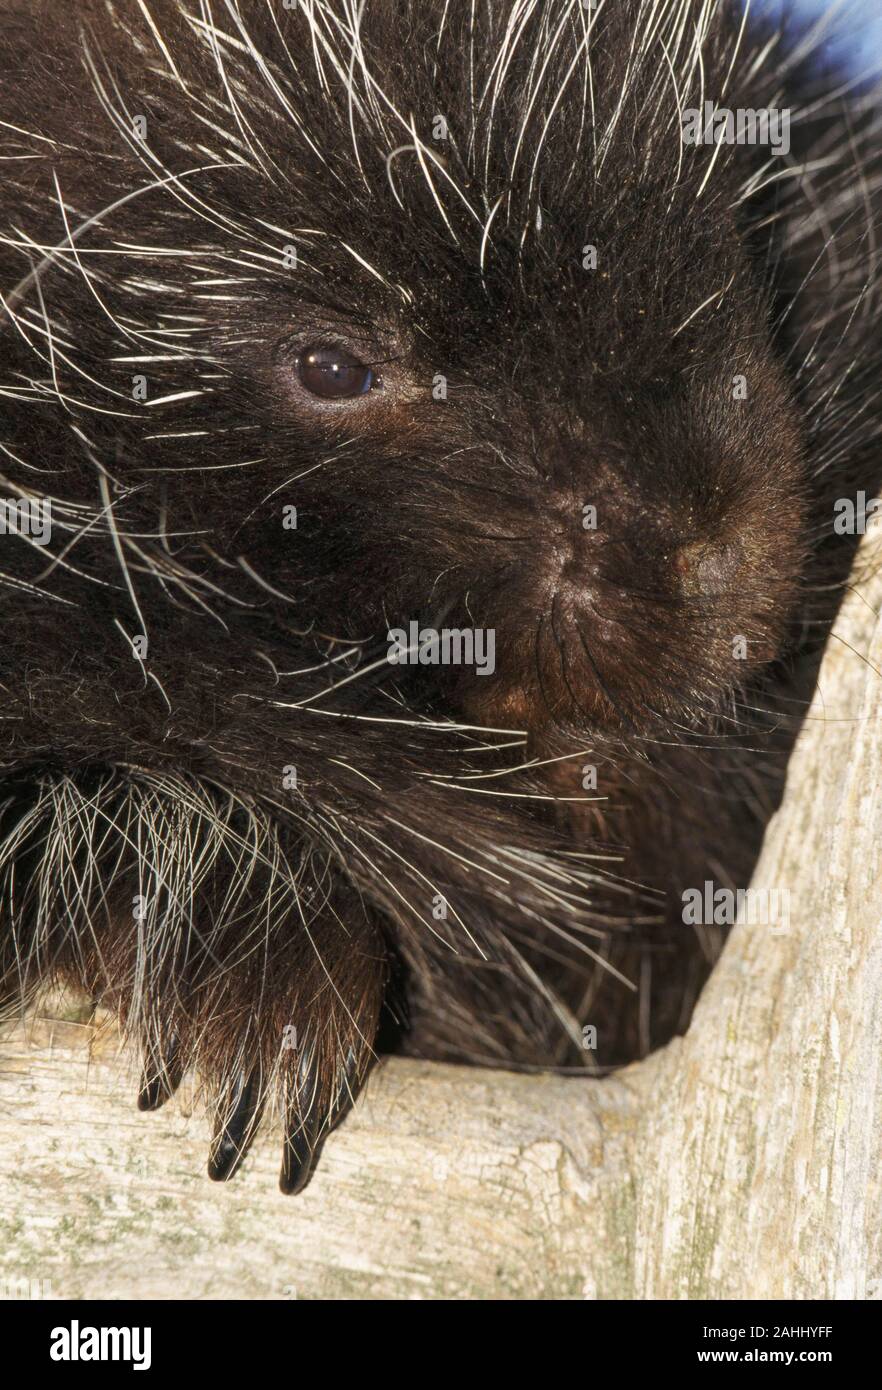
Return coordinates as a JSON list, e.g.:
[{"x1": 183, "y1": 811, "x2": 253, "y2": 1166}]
[
  {"x1": 279, "y1": 1113, "x2": 319, "y2": 1196},
  {"x1": 207, "y1": 1067, "x2": 263, "y2": 1182},
  {"x1": 137, "y1": 1033, "x2": 182, "y2": 1112},
  {"x1": 279, "y1": 1047, "x2": 362, "y2": 1196}
]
